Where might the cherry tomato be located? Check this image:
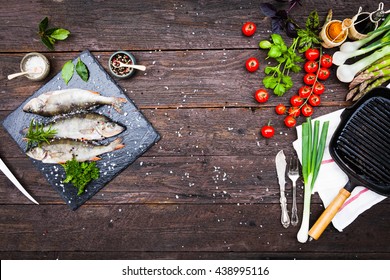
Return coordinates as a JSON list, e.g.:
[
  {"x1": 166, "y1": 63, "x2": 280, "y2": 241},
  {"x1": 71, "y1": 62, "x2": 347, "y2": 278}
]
[
  {"x1": 320, "y1": 54, "x2": 333, "y2": 68},
  {"x1": 318, "y1": 68, "x2": 330, "y2": 80},
  {"x1": 275, "y1": 104, "x2": 286, "y2": 115},
  {"x1": 284, "y1": 115, "x2": 297, "y2": 128},
  {"x1": 301, "y1": 104, "x2": 314, "y2": 117},
  {"x1": 304, "y1": 60, "x2": 319, "y2": 73},
  {"x1": 288, "y1": 106, "x2": 300, "y2": 117},
  {"x1": 246, "y1": 57, "x2": 259, "y2": 72},
  {"x1": 313, "y1": 82, "x2": 325, "y2": 95},
  {"x1": 261, "y1": 124, "x2": 275, "y2": 138},
  {"x1": 242, "y1": 22, "x2": 256, "y2": 37},
  {"x1": 303, "y1": 73, "x2": 316, "y2": 85},
  {"x1": 308, "y1": 94, "x2": 321, "y2": 107},
  {"x1": 290, "y1": 95, "x2": 304, "y2": 107},
  {"x1": 298, "y1": 85, "x2": 312, "y2": 99},
  {"x1": 305, "y1": 48, "x2": 320, "y2": 61},
  {"x1": 254, "y1": 89, "x2": 269, "y2": 103}
]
